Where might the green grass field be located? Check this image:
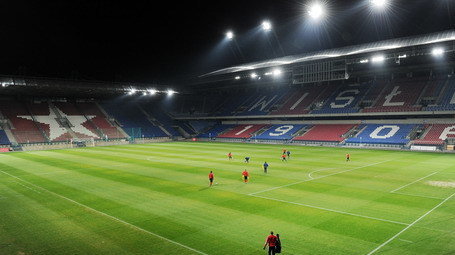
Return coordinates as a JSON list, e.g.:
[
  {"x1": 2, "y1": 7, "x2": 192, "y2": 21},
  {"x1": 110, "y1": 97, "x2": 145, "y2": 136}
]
[{"x1": 0, "y1": 142, "x2": 454, "y2": 255}]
